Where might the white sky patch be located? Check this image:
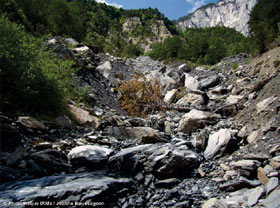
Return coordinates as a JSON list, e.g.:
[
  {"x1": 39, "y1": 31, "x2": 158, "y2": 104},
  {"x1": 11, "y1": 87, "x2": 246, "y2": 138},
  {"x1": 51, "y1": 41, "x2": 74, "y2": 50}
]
[
  {"x1": 96, "y1": 0, "x2": 123, "y2": 8},
  {"x1": 186, "y1": 0, "x2": 206, "y2": 13}
]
